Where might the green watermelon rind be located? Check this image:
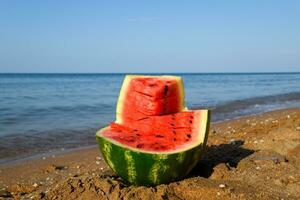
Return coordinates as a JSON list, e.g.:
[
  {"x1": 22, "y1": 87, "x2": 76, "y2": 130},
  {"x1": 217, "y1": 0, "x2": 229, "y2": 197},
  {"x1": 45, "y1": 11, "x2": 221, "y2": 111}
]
[{"x1": 96, "y1": 110, "x2": 210, "y2": 186}]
